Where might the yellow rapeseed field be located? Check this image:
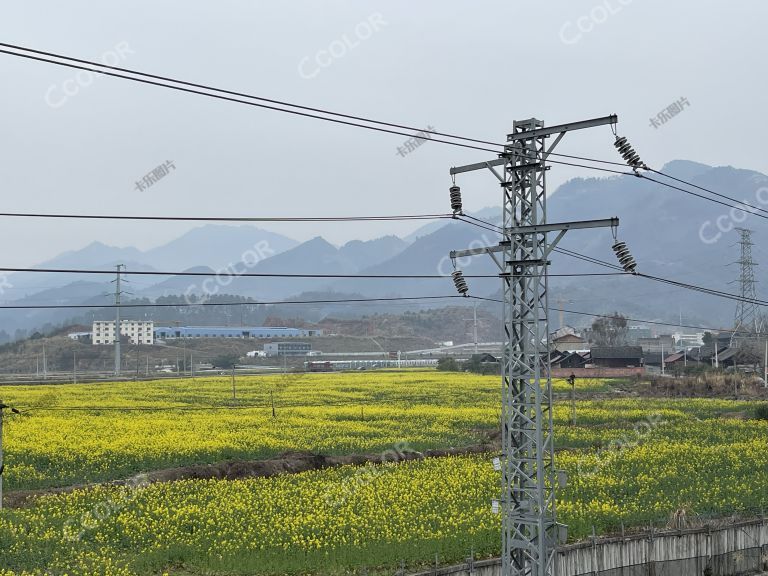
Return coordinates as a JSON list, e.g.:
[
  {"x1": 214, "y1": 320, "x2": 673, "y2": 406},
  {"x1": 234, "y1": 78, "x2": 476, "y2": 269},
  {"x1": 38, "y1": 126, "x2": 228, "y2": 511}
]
[
  {"x1": 0, "y1": 372, "x2": 617, "y2": 490},
  {"x1": 0, "y1": 371, "x2": 765, "y2": 575}
]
